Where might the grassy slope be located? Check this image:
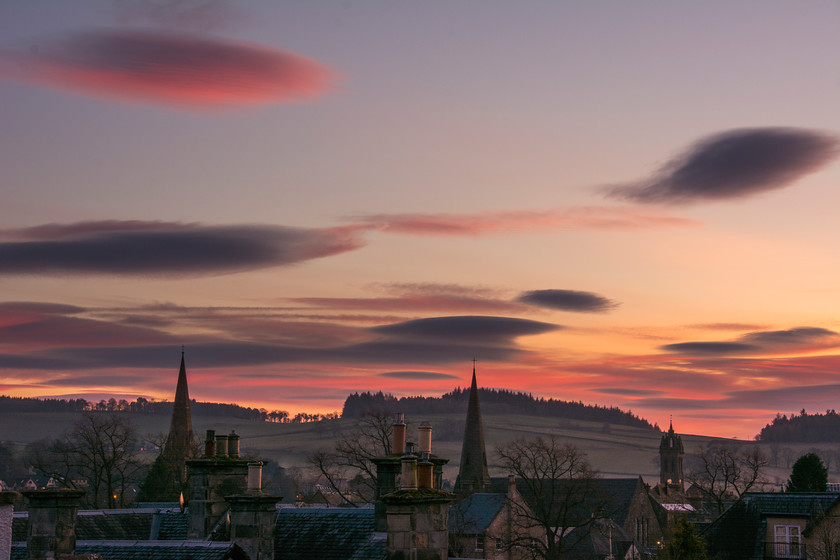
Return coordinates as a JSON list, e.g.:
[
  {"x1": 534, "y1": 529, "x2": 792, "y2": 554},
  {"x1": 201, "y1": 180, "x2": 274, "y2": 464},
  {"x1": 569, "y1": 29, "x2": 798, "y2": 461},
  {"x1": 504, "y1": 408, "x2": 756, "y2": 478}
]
[{"x1": 0, "y1": 410, "x2": 812, "y2": 487}]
